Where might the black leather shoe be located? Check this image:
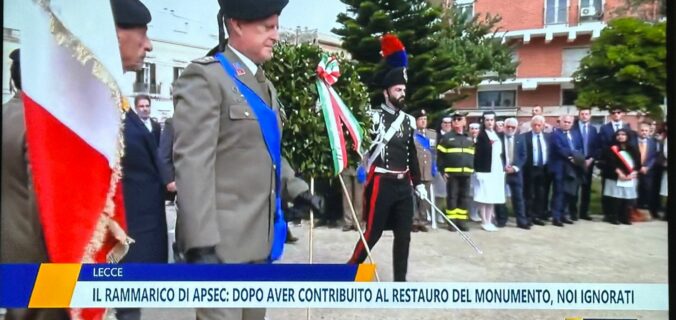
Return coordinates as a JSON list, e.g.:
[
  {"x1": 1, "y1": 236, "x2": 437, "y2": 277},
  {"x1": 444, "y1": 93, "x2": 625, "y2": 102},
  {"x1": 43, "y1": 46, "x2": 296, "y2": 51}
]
[
  {"x1": 570, "y1": 216, "x2": 579, "y2": 221},
  {"x1": 496, "y1": 223, "x2": 506, "y2": 228},
  {"x1": 285, "y1": 235, "x2": 299, "y2": 244},
  {"x1": 517, "y1": 224, "x2": 531, "y2": 230},
  {"x1": 532, "y1": 219, "x2": 546, "y2": 226},
  {"x1": 620, "y1": 220, "x2": 632, "y2": 225},
  {"x1": 448, "y1": 221, "x2": 469, "y2": 232},
  {"x1": 562, "y1": 218, "x2": 574, "y2": 224},
  {"x1": 418, "y1": 225, "x2": 429, "y2": 232},
  {"x1": 411, "y1": 225, "x2": 420, "y2": 232},
  {"x1": 609, "y1": 220, "x2": 620, "y2": 225},
  {"x1": 552, "y1": 220, "x2": 564, "y2": 227},
  {"x1": 580, "y1": 215, "x2": 593, "y2": 221},
  {"x1": 342, "y1": 225, "x2": 354, "y2": 232}
]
